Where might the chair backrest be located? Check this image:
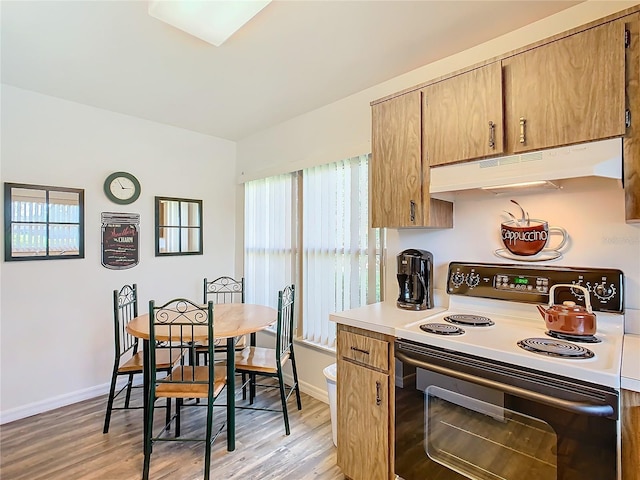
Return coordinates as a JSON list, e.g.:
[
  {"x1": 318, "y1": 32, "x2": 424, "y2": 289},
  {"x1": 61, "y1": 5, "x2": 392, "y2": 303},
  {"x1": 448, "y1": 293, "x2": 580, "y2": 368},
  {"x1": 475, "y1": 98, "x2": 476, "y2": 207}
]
[
  {"x1": 148, "y1": 298, "x2": 215, "y2": 390},
  {"x1": 275, "y1": 285, "x2": 295, "y2": 363},
  {"x1": 113, "y1": 284, "x2": 139, "y2": 360},
  {"x1": 203, "y1": 276, "x2": 244, "y2": 304}
]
